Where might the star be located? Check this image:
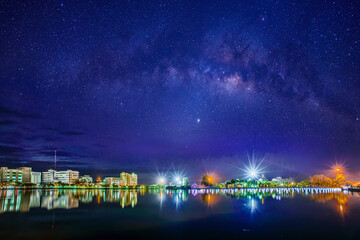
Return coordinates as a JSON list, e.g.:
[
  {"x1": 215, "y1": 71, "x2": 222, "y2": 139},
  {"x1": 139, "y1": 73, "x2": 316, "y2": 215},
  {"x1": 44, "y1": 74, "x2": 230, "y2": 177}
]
[{"x1": 197, "y1": 118, "x2": 200, "y2": 123}]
